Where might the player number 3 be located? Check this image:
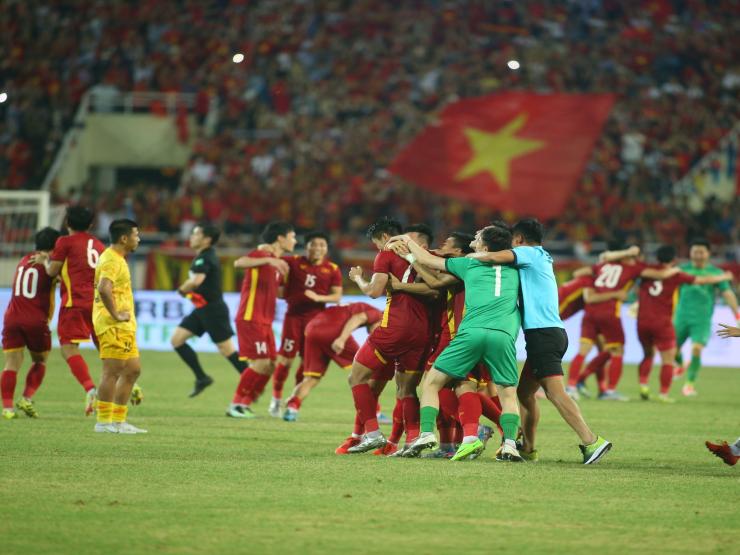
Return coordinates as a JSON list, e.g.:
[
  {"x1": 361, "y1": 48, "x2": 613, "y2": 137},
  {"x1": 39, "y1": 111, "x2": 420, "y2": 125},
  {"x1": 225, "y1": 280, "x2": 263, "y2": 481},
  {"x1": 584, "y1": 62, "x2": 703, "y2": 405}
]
[
  {"x1": 648, "y1": 280, "x2": 663, "y2": 297},
  {"x1": 14, "y1": 266, "x2": 39, "y2": 299}
]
